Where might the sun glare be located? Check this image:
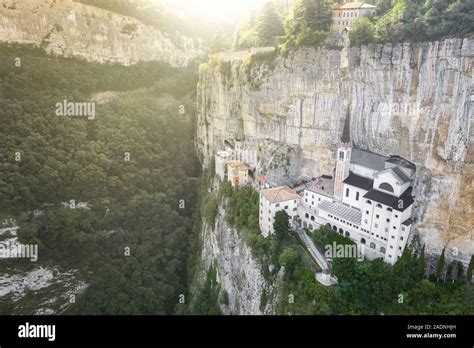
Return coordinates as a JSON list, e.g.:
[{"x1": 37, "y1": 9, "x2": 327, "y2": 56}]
[{"x1": 162, "y1": 0, "x2": 266, "y2": 20}]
